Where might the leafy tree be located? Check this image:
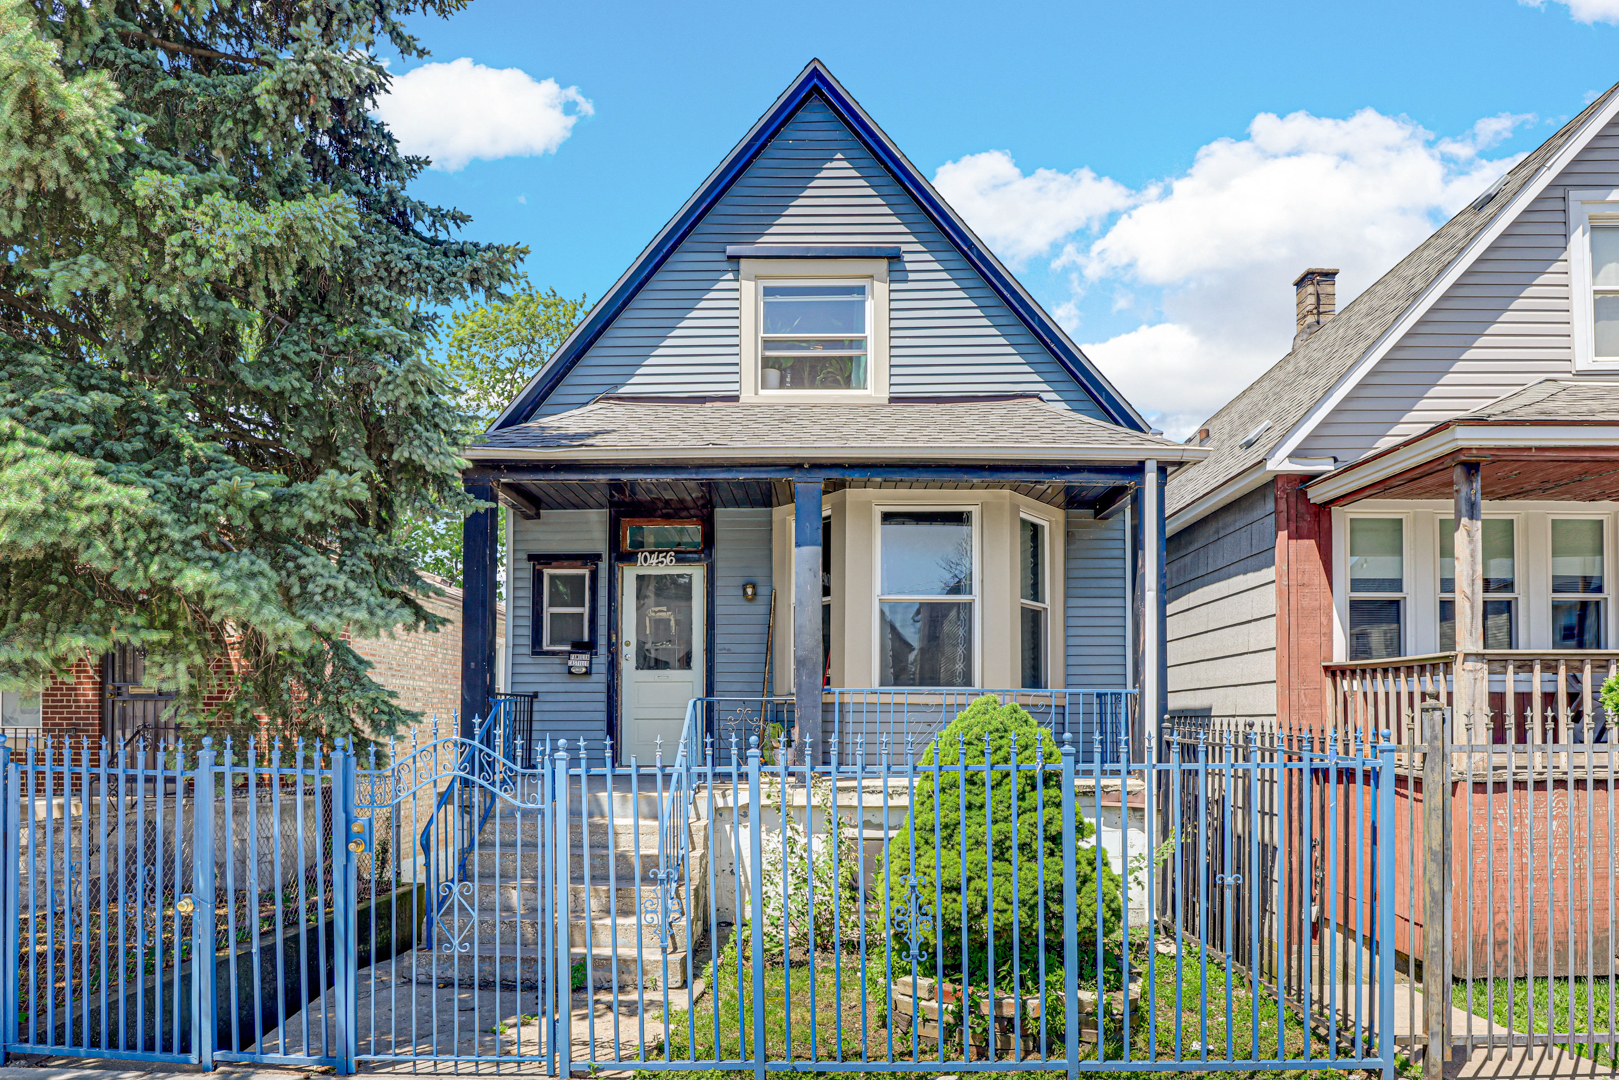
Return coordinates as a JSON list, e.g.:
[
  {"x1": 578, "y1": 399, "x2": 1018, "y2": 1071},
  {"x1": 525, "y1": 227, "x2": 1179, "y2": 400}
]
[
  {"x1": 0, "y1": 0, "x2": 524, "y2": 746},
  {"x1": 401, "y1": 287, "x2": 587, "y2": 585}
]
